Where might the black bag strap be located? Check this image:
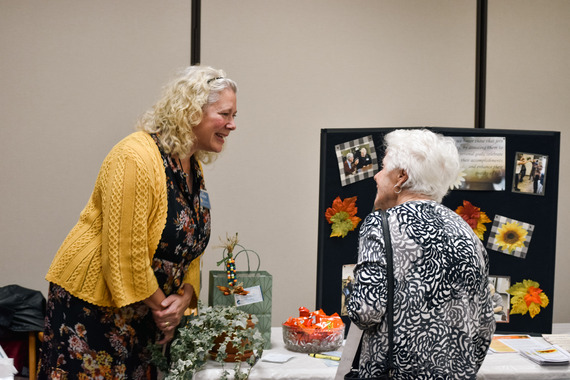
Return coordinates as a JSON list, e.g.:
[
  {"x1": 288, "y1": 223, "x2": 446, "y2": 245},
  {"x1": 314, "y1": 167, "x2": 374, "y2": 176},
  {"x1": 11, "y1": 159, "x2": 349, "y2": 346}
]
[
  {"x1": 381, "y1": 210, "x2": 395, "y2": 376},
  {"x1": 349, "y1": 210, "x2": 394, "y2": 377}
]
